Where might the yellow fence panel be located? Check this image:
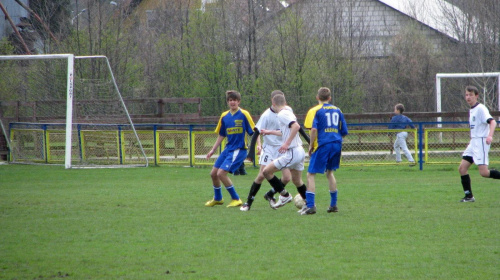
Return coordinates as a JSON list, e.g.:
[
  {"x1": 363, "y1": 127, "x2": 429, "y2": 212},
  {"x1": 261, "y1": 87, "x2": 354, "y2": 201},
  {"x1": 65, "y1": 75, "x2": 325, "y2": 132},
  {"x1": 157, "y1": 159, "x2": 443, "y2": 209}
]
[
  {"x1": 424, "y1": 128, "x2": 500, "y2": 164},
  {"x1": 122, "y1": 130, "x2": 155, "y2": 164},
  {"x1": 156, "y1": 131, "x2": 190, "y2": 165},
  {"x1": 80, "y1": 130, "x2": 120, "y2": 165},
  {"x1": 192, "y1": 131, "x2": 225, "y2": 166},
  {"x1": 10, "y1": 128, "x2": 46, "y2": 163},
  {"x1": 46, "y1": 130, "x2": 79, "y2": 163},
  {"x1": 342, "y1": 129, "x2": 417, "y2": 166}
]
